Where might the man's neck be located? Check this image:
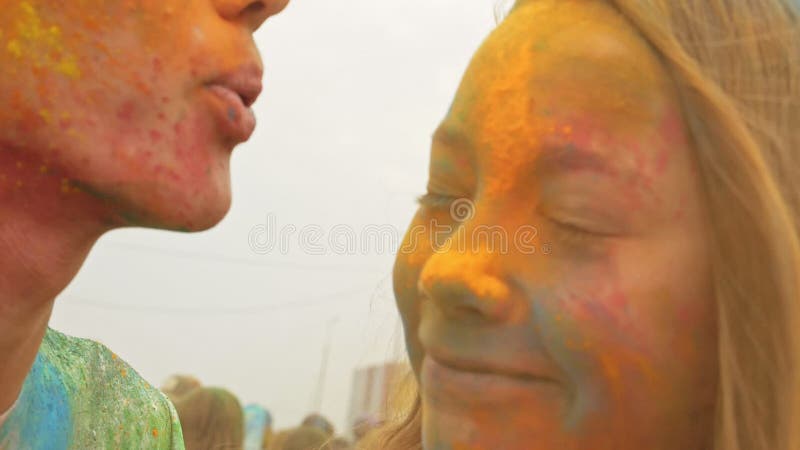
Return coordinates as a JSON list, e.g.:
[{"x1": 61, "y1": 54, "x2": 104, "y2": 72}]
[{"x1": 0, "y1": 148, "x2": 113, "y2": 413}]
